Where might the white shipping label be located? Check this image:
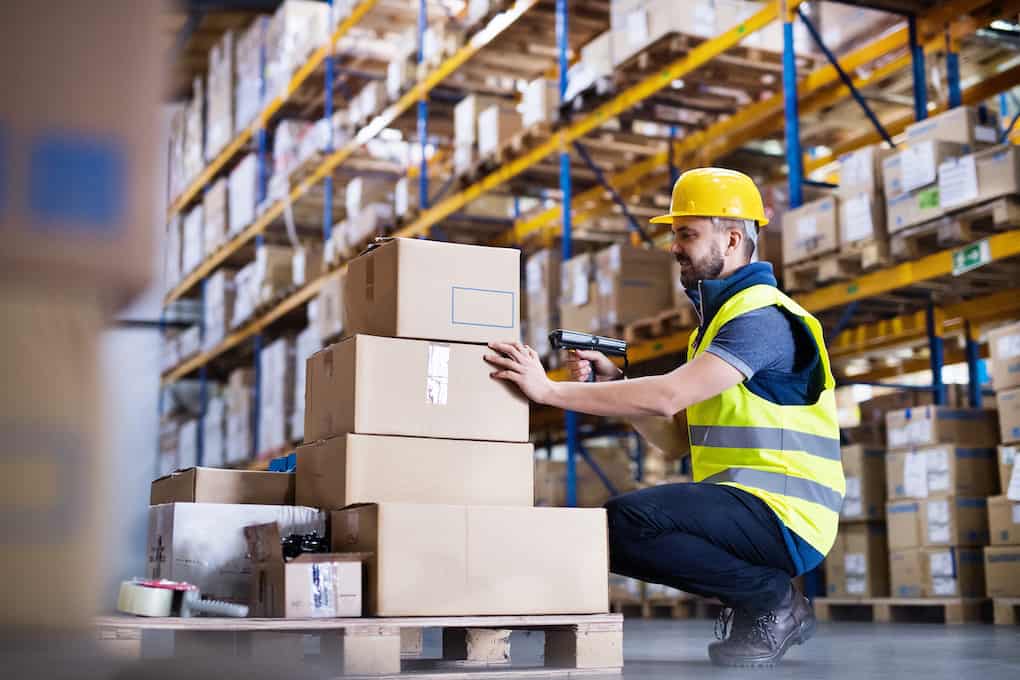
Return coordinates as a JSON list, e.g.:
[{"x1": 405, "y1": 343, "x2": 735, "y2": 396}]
[
  {"x1": 626, "y1": 9, "x2": 649, "y2": 49},
  {"x1": 926, "y1": 447, "x2": 950, "y2": 493},
  {"x1": 975, "y1": 125, "x2": 998, "y2": 144},
  {"x1": 892, "y1": 418, "x2": 933, "y2": 448},
  {"x1": 1008, "y1": 462, "x2": 1020, "y2": 502},
  {"x1": 841, "y1": 194, "x2": 875, "y2": 243},
  {"x1": 693, "y1": 3, "x2": 715, "y2": 34},
  {"x1": 846, "y1": 577, "x2": 867, "y2": 595},
  {"x1": 998, "y1": 334, "x2": 1020, "y2": 361},
  {"x1": 928, "y1": 551, "x2": 955, "y2": 577},
  {"x1": 845, "y1": 553, "x2": 866, "y2": 576},
  {"x1": 903, "y1": 451, "x2": 929, "y2": 499},
  {"x1": 425, "y1": 343, "x2": 450, "y2": 405},
  {"x1": 572, "y1": 267, "x2": 590, "y2": 306},
  {"x1": 608, "y1": 245, "x2": 621, "y2": 271},
  {"x1": 932, "y1": 577, "x2": 958, "y2": 596},
  {"x1": 938, "y1": 155, "x2": 979, "y2": 209},
  {"x1": 310, "y1": 563, "x2": 335, "y2": 614},
  {"x1": 900, "y1": 142, "x2": 938, "y2": 193},
  {"x1": 841, "y1": 148, "x2": 874, "y2": 189},
  {"x1": 1003, "y1": 446, "x2": 1017, "y2": 467},
  {"x1": 841, "y1": 498, "x2": 862, "y2": 517},
  {"x1": 928, "y1": 523, "x2": 951, "y2": 544},
  {"x1": 1012, "y1": 504, "x2": 1020, "y2": 524},
  {"x1": 597, "y1": 271, "x2": 614, "y2": 296},
  {"x1": 844, "y1": 476, "x2": 862, "y2": 499},
  {"x1": 928, "y1": 471, "x2": 950, "y2": 493},
  {"x1": 927, "y1": 499, "x2": 950, "y2": 524},
  {"x1": 797, "y1": 215, "x2": 818, "y2": 239},
  {"x1": 526, "y1": 259, "x2": 542, "y2": 294}
]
